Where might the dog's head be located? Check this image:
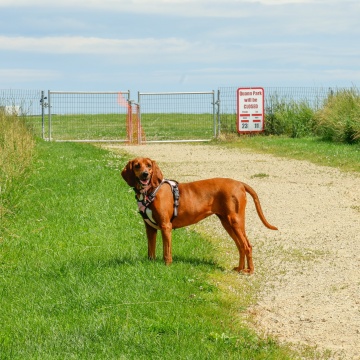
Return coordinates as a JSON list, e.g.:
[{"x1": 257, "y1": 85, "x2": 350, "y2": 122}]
[{"x1": 121, "y1": 157, "x2": 163, "y2": 190}]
